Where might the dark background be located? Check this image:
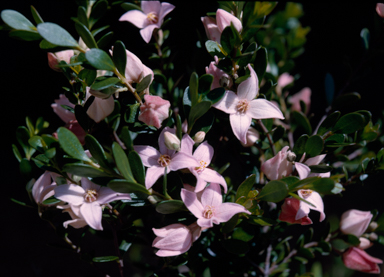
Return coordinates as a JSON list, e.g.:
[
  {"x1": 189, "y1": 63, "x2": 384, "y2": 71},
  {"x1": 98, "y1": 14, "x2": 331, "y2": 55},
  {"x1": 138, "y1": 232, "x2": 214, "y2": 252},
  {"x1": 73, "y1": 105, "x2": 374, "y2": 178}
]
[{"x1": 1, "y1": 1, "x2": 384, "y2": 276}]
